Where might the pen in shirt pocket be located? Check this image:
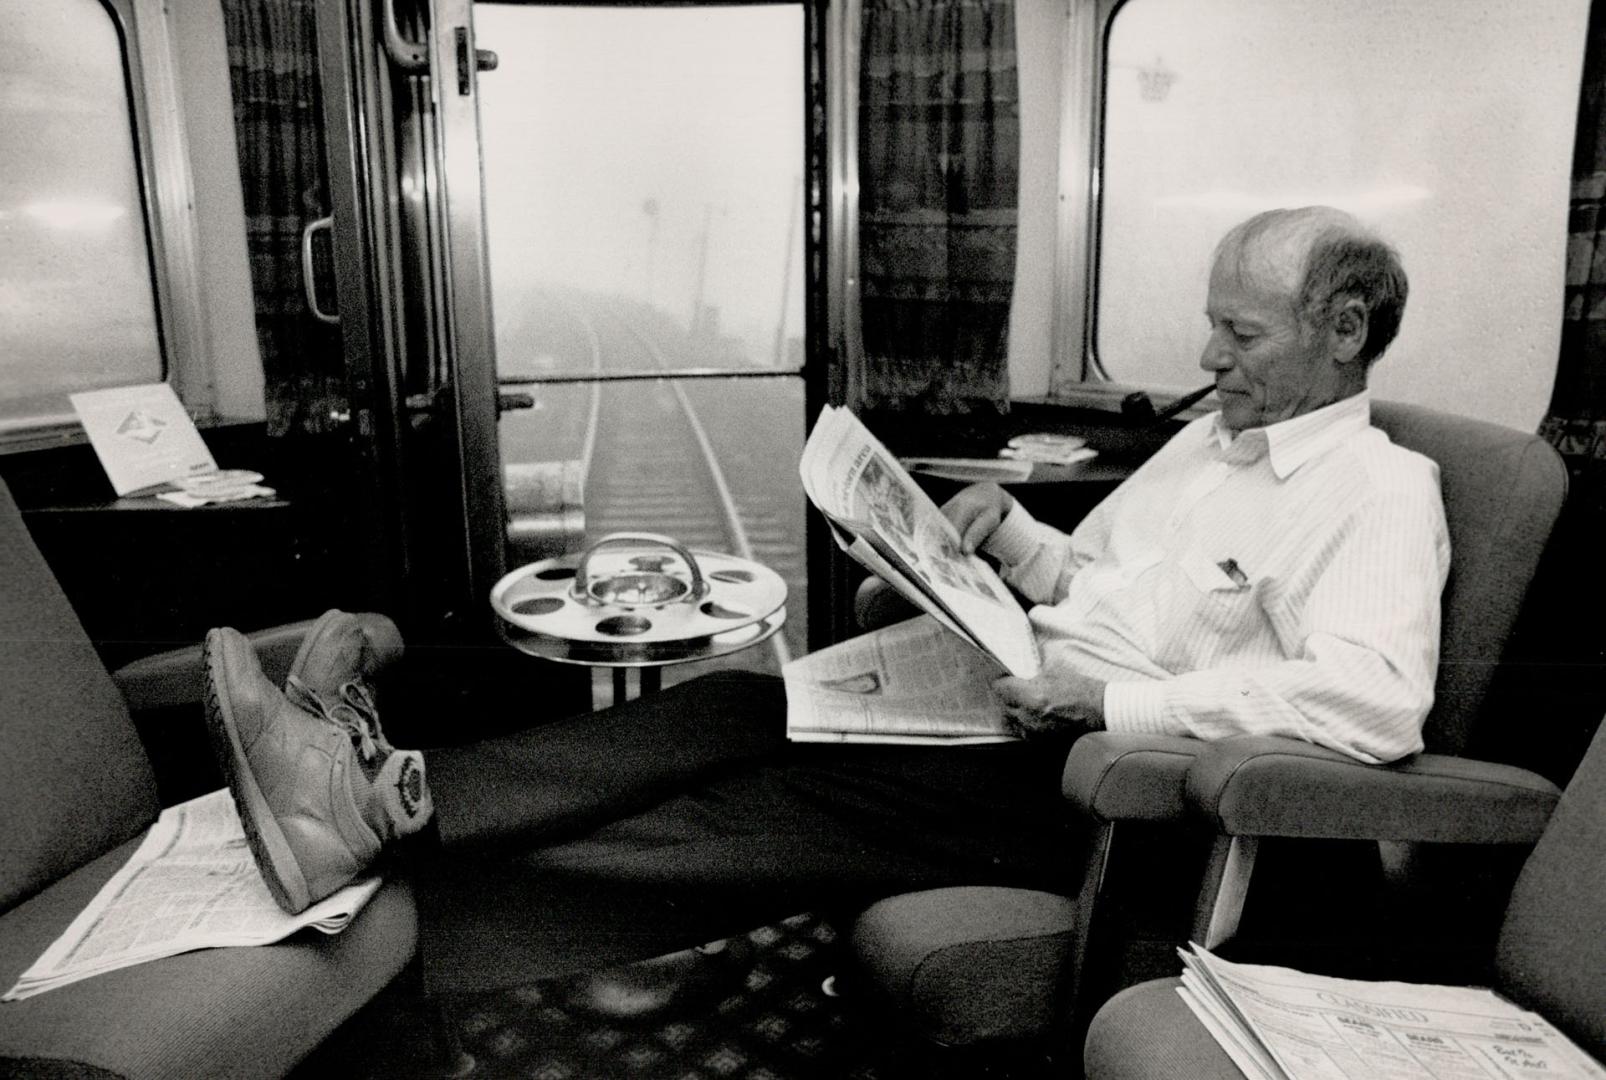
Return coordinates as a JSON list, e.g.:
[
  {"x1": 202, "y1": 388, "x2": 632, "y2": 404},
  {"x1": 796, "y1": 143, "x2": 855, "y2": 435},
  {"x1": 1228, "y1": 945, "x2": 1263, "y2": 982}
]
[{"x1": 1217, "y1": 558, "x2": 1250, "y2": 588}]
